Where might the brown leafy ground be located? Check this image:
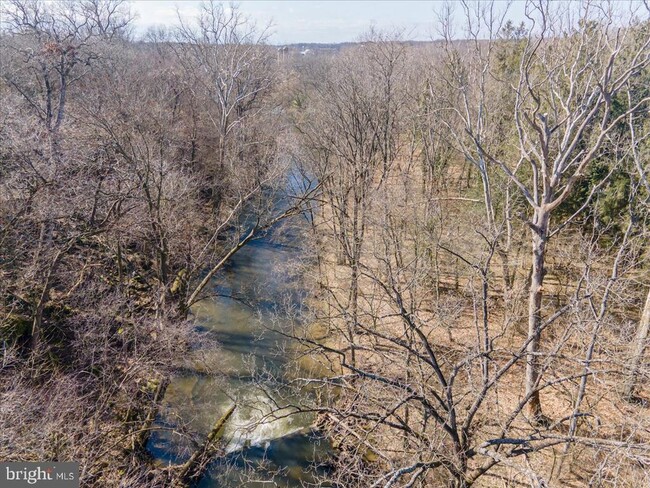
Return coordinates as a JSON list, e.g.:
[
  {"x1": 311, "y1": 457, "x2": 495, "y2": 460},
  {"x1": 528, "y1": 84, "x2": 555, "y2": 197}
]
[{"x1": 297, "y1": 190, "x2": 649, "y2": 488}]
